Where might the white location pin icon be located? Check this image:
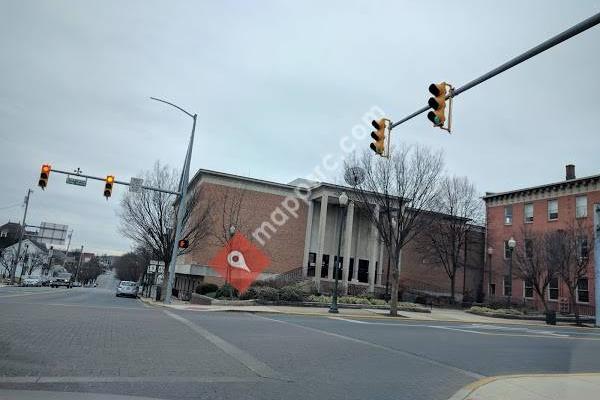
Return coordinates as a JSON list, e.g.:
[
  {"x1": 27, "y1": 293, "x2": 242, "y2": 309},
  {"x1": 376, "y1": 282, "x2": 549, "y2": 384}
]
[{"x1": 227, "y1": 250, "x2": 251, "y2": 272}]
